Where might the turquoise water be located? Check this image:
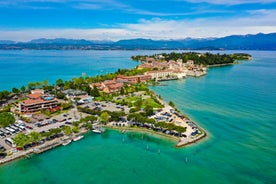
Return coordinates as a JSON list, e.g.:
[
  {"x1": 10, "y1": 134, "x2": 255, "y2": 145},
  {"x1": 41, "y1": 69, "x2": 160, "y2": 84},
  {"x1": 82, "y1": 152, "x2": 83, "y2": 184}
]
[
  {"x1": 0, "y1": 50, "x2": 275, "y2": 183},
  {"x1": 0, "y1": 50, "x2": 140, "y2": 90}
]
